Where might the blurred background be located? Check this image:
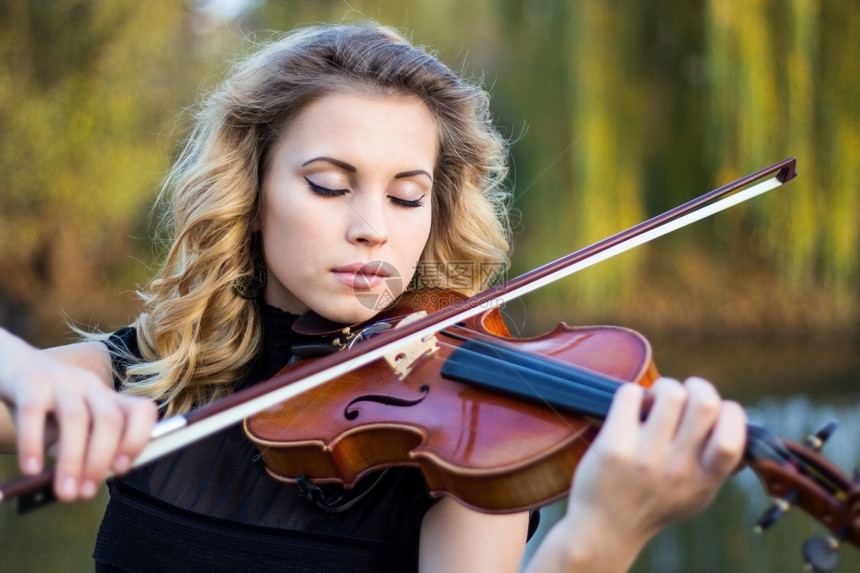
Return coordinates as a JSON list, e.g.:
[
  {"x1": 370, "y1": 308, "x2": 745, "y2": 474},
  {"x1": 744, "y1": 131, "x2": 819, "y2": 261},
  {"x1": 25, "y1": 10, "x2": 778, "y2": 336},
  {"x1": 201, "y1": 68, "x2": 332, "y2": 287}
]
[{"x1": 1, "y1": 1, "x2": 858, "y2": 571}]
